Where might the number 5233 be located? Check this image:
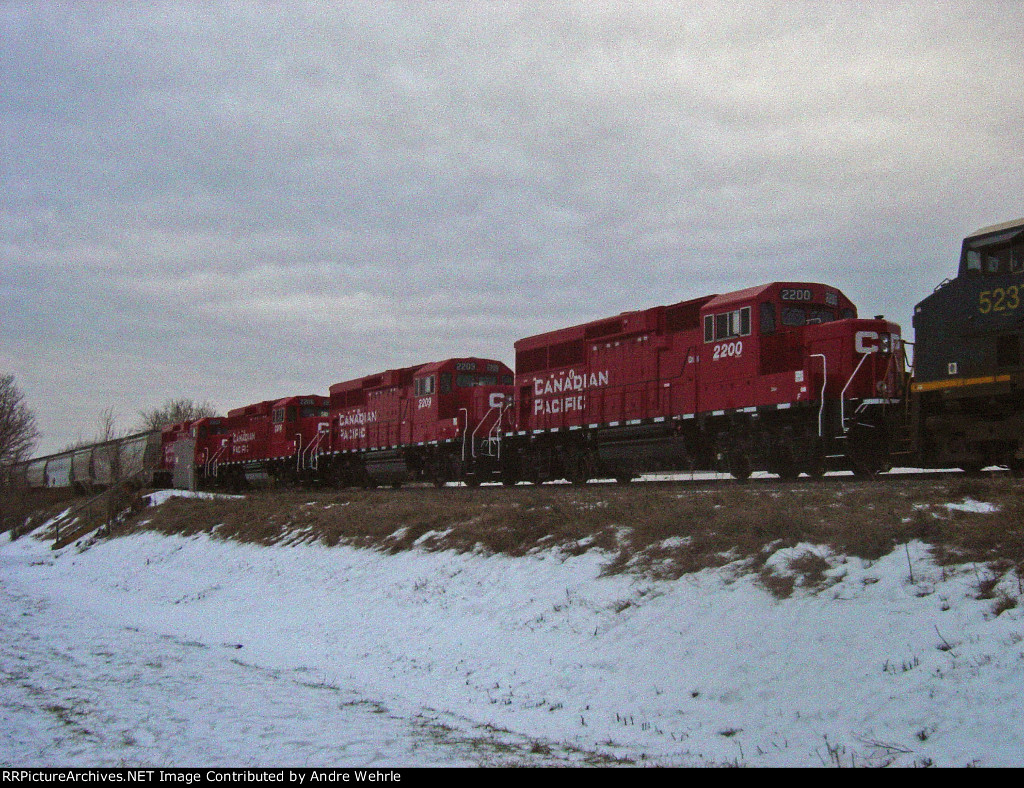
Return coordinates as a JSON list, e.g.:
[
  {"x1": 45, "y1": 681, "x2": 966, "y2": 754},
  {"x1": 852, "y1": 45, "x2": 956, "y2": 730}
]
[{"x1": 979, "y1": 286, "x2": 1021, "y2": 314}]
